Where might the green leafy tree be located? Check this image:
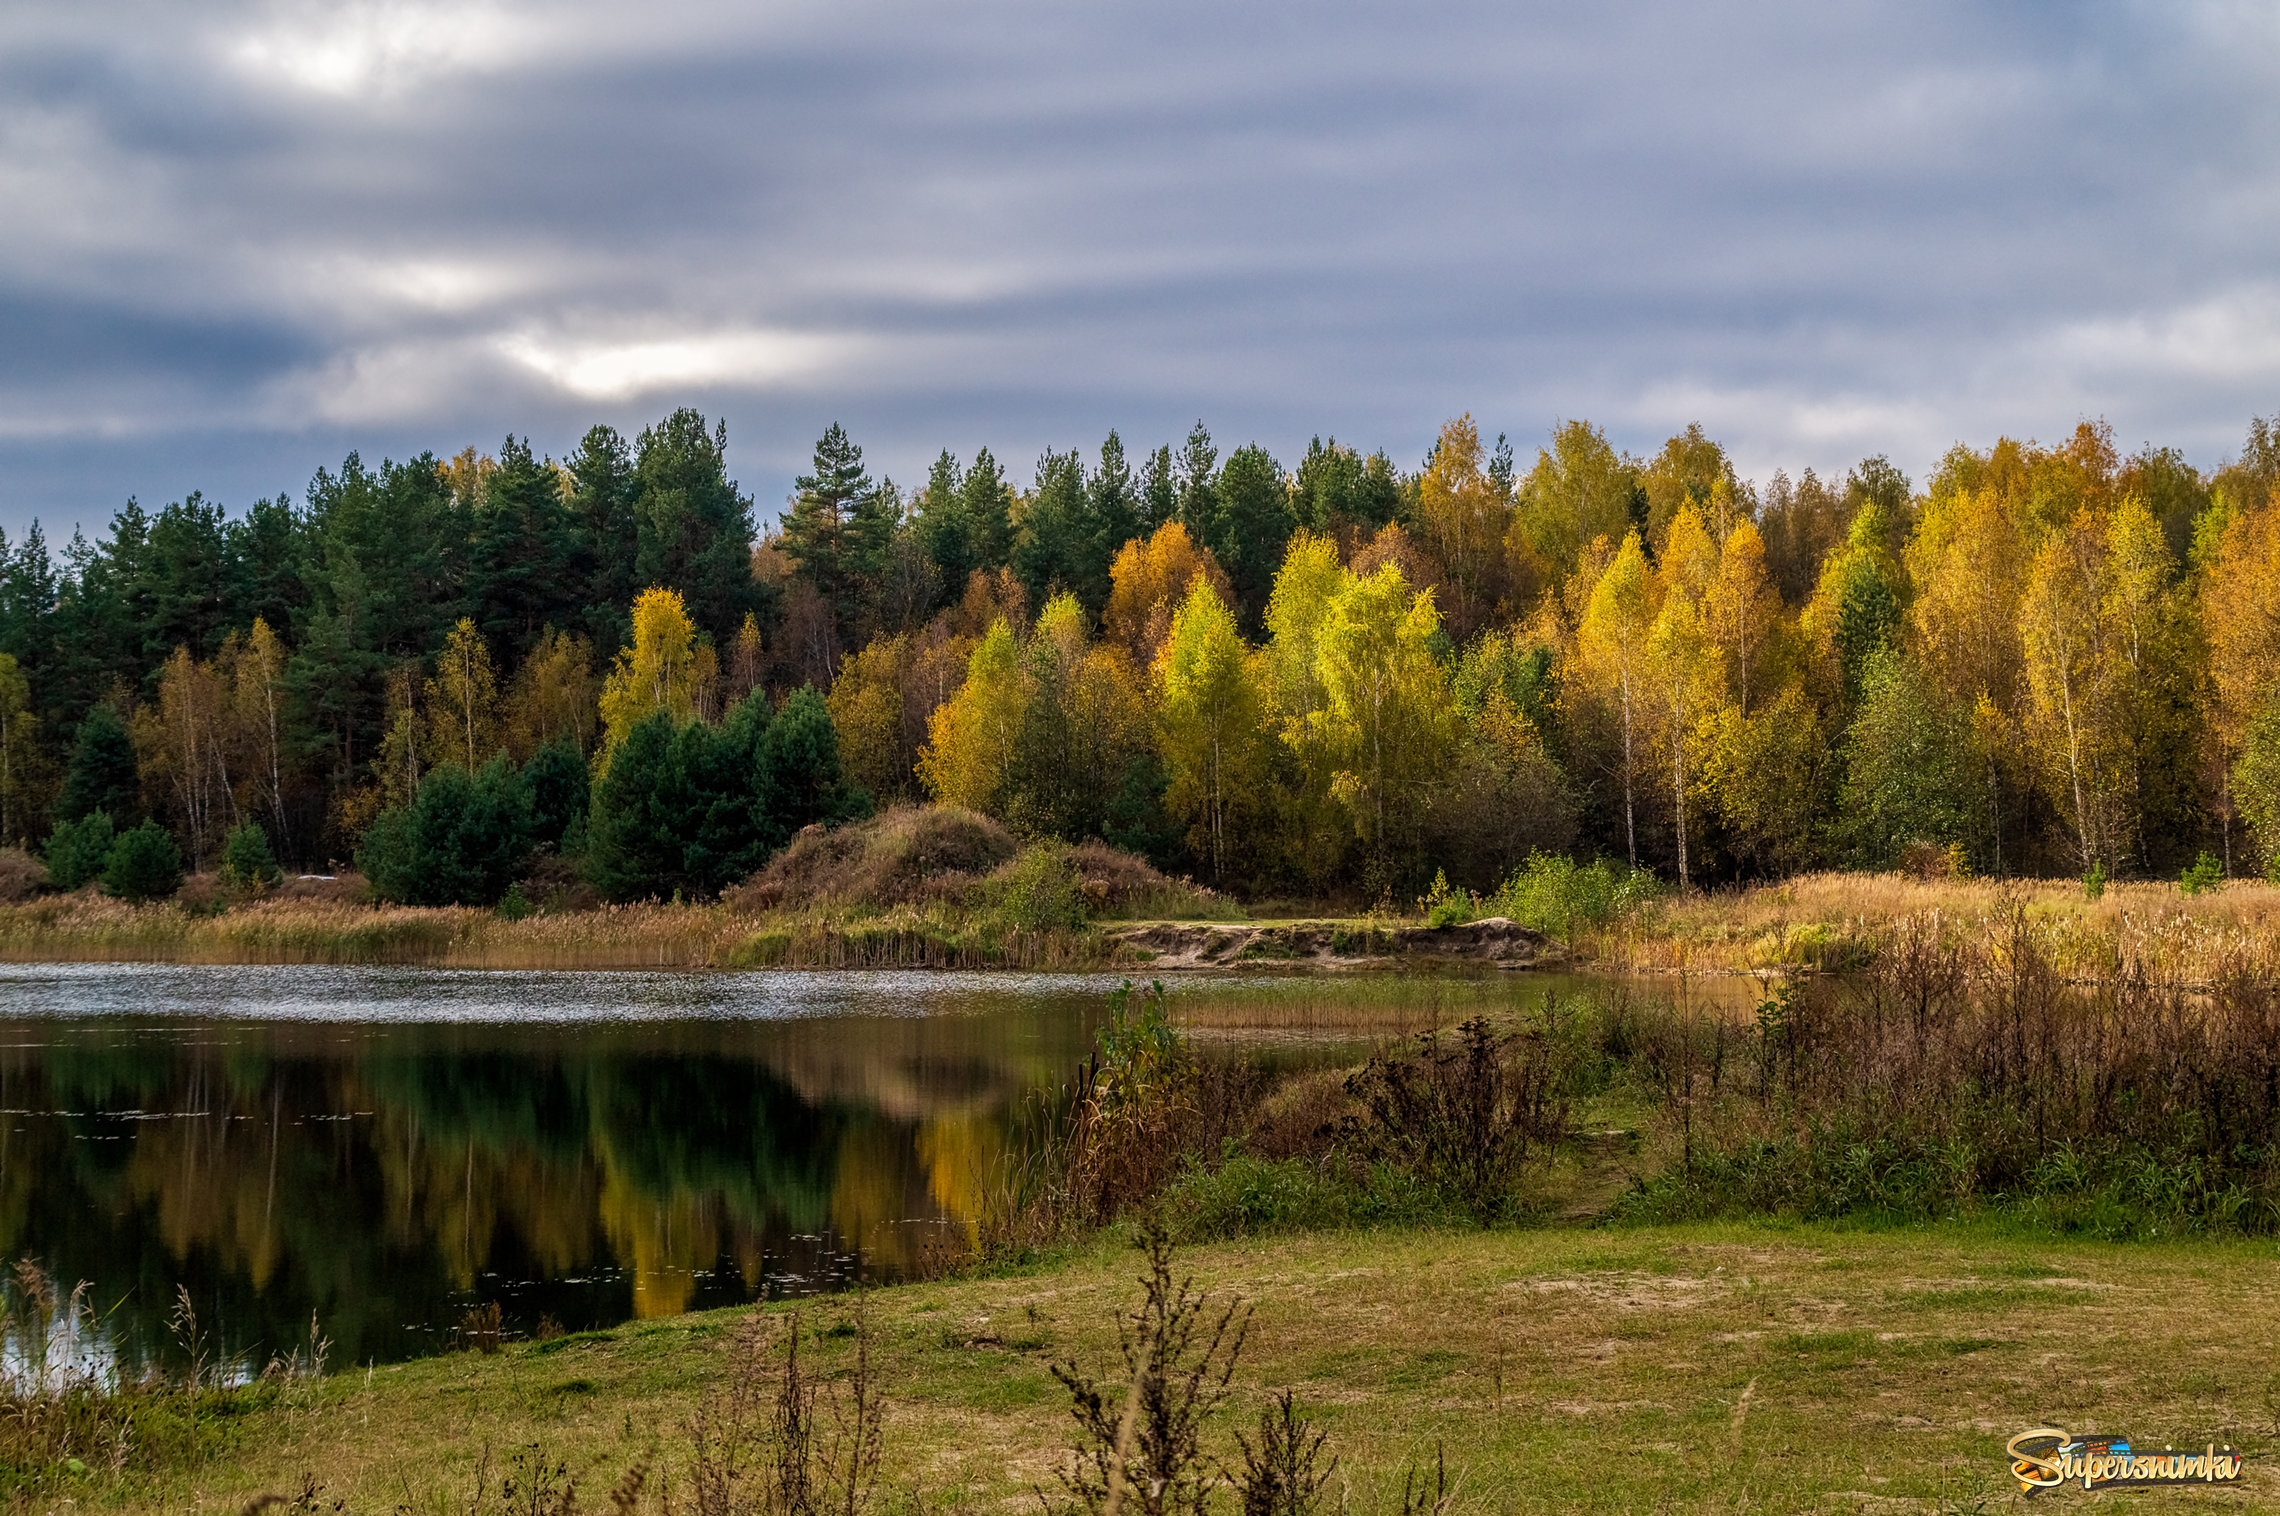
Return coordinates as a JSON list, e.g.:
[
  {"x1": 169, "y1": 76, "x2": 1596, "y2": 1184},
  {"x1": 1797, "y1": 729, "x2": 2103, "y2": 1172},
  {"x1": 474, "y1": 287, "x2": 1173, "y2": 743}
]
[
  {"x1": 103, "y1": 819, "x2": 183, "y2": 903},
  {"x1": 1836, "y1": 648, "x2": 1976, "y2": 867}
]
